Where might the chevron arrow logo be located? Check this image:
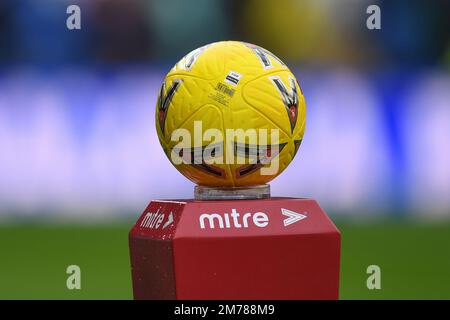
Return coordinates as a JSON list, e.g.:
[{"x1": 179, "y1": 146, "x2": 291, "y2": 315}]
[
  {"x1": 281, "y1": 208, "x2": 307, "y2": 227},
  {"x1": 162, "y1": 212, "x2": 174, "y2": 229}
]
